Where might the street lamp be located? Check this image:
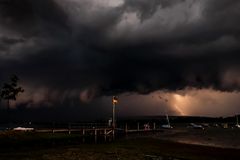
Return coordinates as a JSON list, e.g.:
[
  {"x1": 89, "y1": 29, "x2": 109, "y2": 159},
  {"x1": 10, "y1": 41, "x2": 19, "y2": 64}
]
[{"x1": 112, "y1": 96, "x2": 118, "y2": 129}]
